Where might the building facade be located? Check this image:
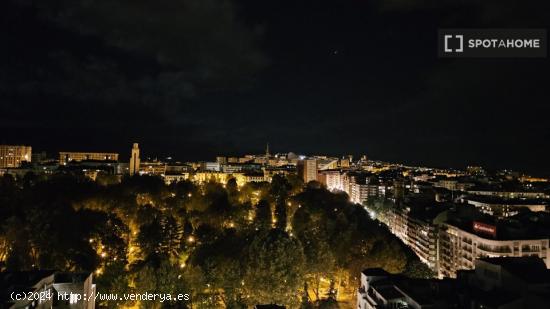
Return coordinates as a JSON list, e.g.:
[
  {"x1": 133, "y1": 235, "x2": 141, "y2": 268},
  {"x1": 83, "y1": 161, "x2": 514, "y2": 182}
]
[
  {"x1": 464, "y1": 196, "x2": 547, "y2": 218},
  {"x1": 140, "y1": 161, "x2": 167, "y2": 176},
  {"x1": 388, "y1": 207, "x2": 442, "y2": 273},
  {"x1": 297, "y1": 159, "x2": 318, "y2": 183},
  {"x1": 439, "y1": 222, "x2": 550, "y2": 278},
  {"x1": 0, "y1": 145, "x2": 32, "y2": 168},
  {"x1": 319, "y1": 170, "x2": 344, "y2": 192},
  {"x1": 59, "y1": 152, "x2": 118, "y2": 165},
  {"x1": 358, "y1": 257, "x2": 550, "y2": 309}
]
